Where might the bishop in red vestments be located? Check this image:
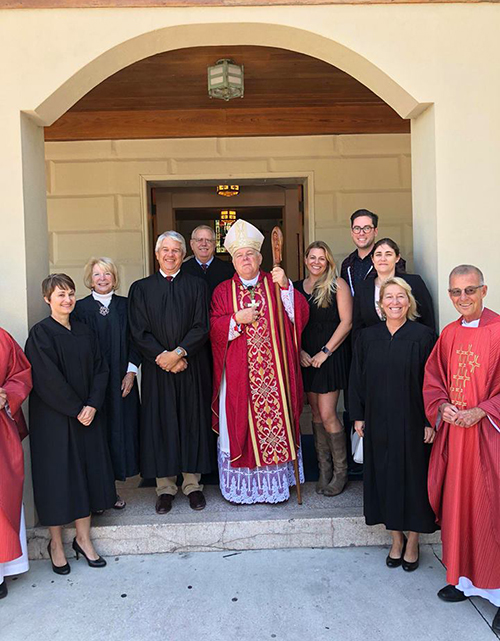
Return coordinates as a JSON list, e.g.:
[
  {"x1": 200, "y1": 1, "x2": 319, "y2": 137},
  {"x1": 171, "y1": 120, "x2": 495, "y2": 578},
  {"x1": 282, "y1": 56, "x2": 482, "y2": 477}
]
[
  {"x1": 0, "y1": 328, "x2": 32, "y2": 599},
  {"x1": 423, "y1": 265, "x2": 500, "y2": 631},
  {"x1": 211, "y1": 219, "x2": 309, "y2": 504}
]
